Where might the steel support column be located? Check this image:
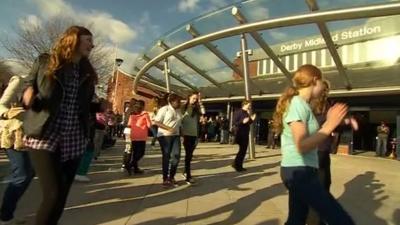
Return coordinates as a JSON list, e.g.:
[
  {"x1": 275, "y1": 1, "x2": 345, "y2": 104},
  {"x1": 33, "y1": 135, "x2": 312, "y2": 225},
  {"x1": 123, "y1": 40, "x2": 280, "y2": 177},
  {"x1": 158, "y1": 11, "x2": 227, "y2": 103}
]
[
  {"x1": 163, "y1": 58, "x2": 171, "y2": 93},
  {"x1": 142, "y1": 55, "x2": 199, "y2": 91},
  {"x1": 157, "y1": 41, "x2": 229, "y2": 93},
  {"x1": 186, "y1": 24, "x2": 264, "y2": 94},
  {"x1": 232, "y1": 7, "x2": 292, "y2": 81},
  {"x1": 240, "y1": 34, "x2": 256, "y2": 160}
]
